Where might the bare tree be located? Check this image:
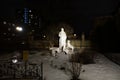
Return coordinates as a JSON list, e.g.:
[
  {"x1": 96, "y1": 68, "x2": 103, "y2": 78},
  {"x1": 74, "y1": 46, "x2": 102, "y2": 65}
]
[
  {"x1": 71, "y1": 62, "x2": 82, "y2": 80},
  {"x1": 69, "y1": 53, "x2": 82, "y2": 80}
]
